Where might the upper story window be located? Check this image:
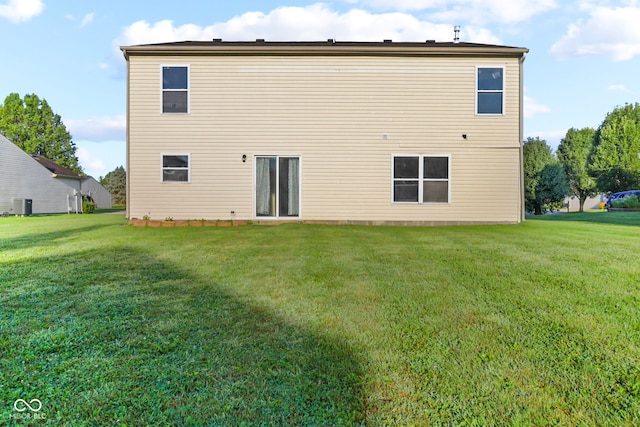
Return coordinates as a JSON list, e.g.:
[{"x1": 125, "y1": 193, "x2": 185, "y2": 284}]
[
  {"x1": 393, "y1": 155, "x2": 450, "y2": 204},
  {"x1": 477, "y1": 67, "x2": 504, "y2": 115},
  {"x1": 162, "y1": 66, "x2": 189, "y2": 113},
  {"x1": 162, "y1": 154, "x2": 190, "y2": 182}
]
